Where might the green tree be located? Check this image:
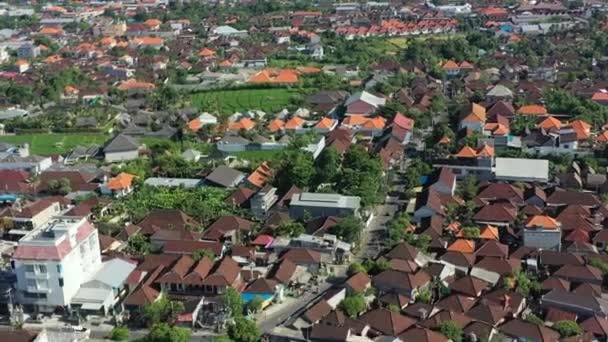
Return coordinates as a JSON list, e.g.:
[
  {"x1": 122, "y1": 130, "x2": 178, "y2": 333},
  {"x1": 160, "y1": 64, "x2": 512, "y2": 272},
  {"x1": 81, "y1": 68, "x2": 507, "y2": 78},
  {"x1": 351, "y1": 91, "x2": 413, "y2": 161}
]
[
  {"x1": 329, "y1": 215, "x2": 363, "y2": 243},
  {"x1": 337, "y1": 145, "x2": 384, "y2": 207},
  {"x1": 192, "y1": 249, "x2": 215, "y2": 261},
  {"x1": 143, "y1": 297, "x2": 185, "y2": 326},
  {"x1": 227, "y1": 316, "x2": 260, "y2": 342},
  {"x1": 347, "y1": 262, "x2": 367, "y2": 276},
  {"x1": 47, "y1": 177, "x2": 72, "y2": 195},
  {"x1": 274, "y1": 150, "x2": 315, "y2": 192},
  {"x1": 339, "y1": 294, "x2": 367, "y2": 318},
  {"x1": 126, "y1": 233, "x2": 152, "y2": 256},
  {"x1": 221, "y1": 287, "x2": 244, "y2": 318},
  {"x1": 460, "y1": 226, "x2": 480, "y2": 239},
  {"x1": 213, "y1": 337, "x2": 232, "y2": 342},
  {"x1": 313, "y1": 147, "x2": 341, "y2": 187},
  {"x1": 503, "y1": 269, "x2": 541, "y2": 297},
  {"x1": 553, "y1": 320, "x2": 582, "y2": 337},
  {"x1": 416, "y1": 288, "x2": 432, "y2": 304},
  {"x1": 387, "y1": 212, "x2": 411, "y2": 246},
  {"x1": 524, "y1": 313, "x2": 544, "y2": 326},
  {"x1": 246, "y1": 297, "x2": 265, "y2": 314},
  {"x1": 387, "y1": 304, "x2": 401, "y2": 313},
  {"x1": 275, "y1": 221, "x2": 305, "y2": 238},
  {"x1": 458, "y1": 175, "x2": 478, "y2": 201},
  {"x1": 108, "y1": 326, "x2": 129, "y2": 341},
  {"x1": 438, "y1": 321, "x2": 462, "y2": 342},
  {"x1": 362, "y1": 259, "x2": 389, "y2": 275},
  {"x1": 143, "y1": 323, "x2": 191, "y2": 342}
]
